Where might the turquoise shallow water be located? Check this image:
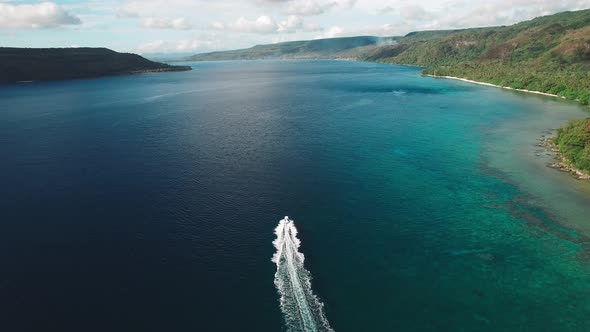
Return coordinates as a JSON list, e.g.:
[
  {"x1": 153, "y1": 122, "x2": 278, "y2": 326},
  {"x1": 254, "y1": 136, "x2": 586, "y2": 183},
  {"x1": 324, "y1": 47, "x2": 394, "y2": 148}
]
[{"x1": 0, "y1": 61, "x2": 589, "y2": 331}]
